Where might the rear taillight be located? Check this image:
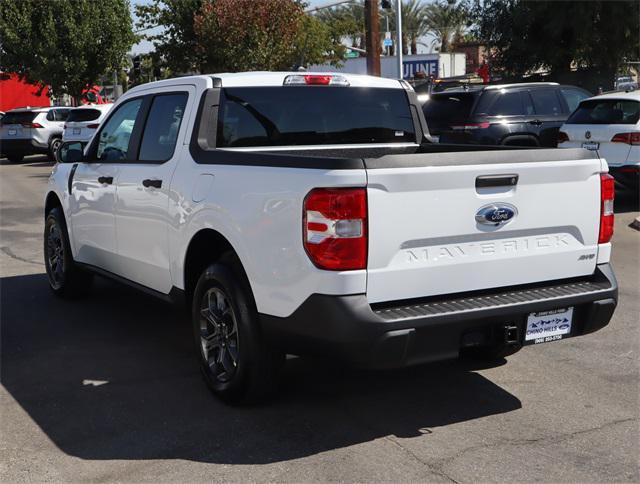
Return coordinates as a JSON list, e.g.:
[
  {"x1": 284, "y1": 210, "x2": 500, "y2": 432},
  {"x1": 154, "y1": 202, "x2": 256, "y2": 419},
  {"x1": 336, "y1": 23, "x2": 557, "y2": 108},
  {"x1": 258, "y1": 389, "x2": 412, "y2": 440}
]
[
  {"x1": 598, "y1": 173, "x2": 615, "y2": 244},
  {"x1": 87, "y1": 124, "x2": 99, "y2": 129},
  {"x1": 22, "y1": 122, "x2": 43, "y2": 128},
  {"x1": 450, "y1": 122, "x2": 490, "y2": 130},
  {"x1": 303, "y1": 188, "x2": 367, "y2": 270},
  {"x1": 611, "y1": 132, "x2": 640, "y2": 145},
  {"x1": 557, "y1": 131, "x2": 569, "y2": 143}
]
